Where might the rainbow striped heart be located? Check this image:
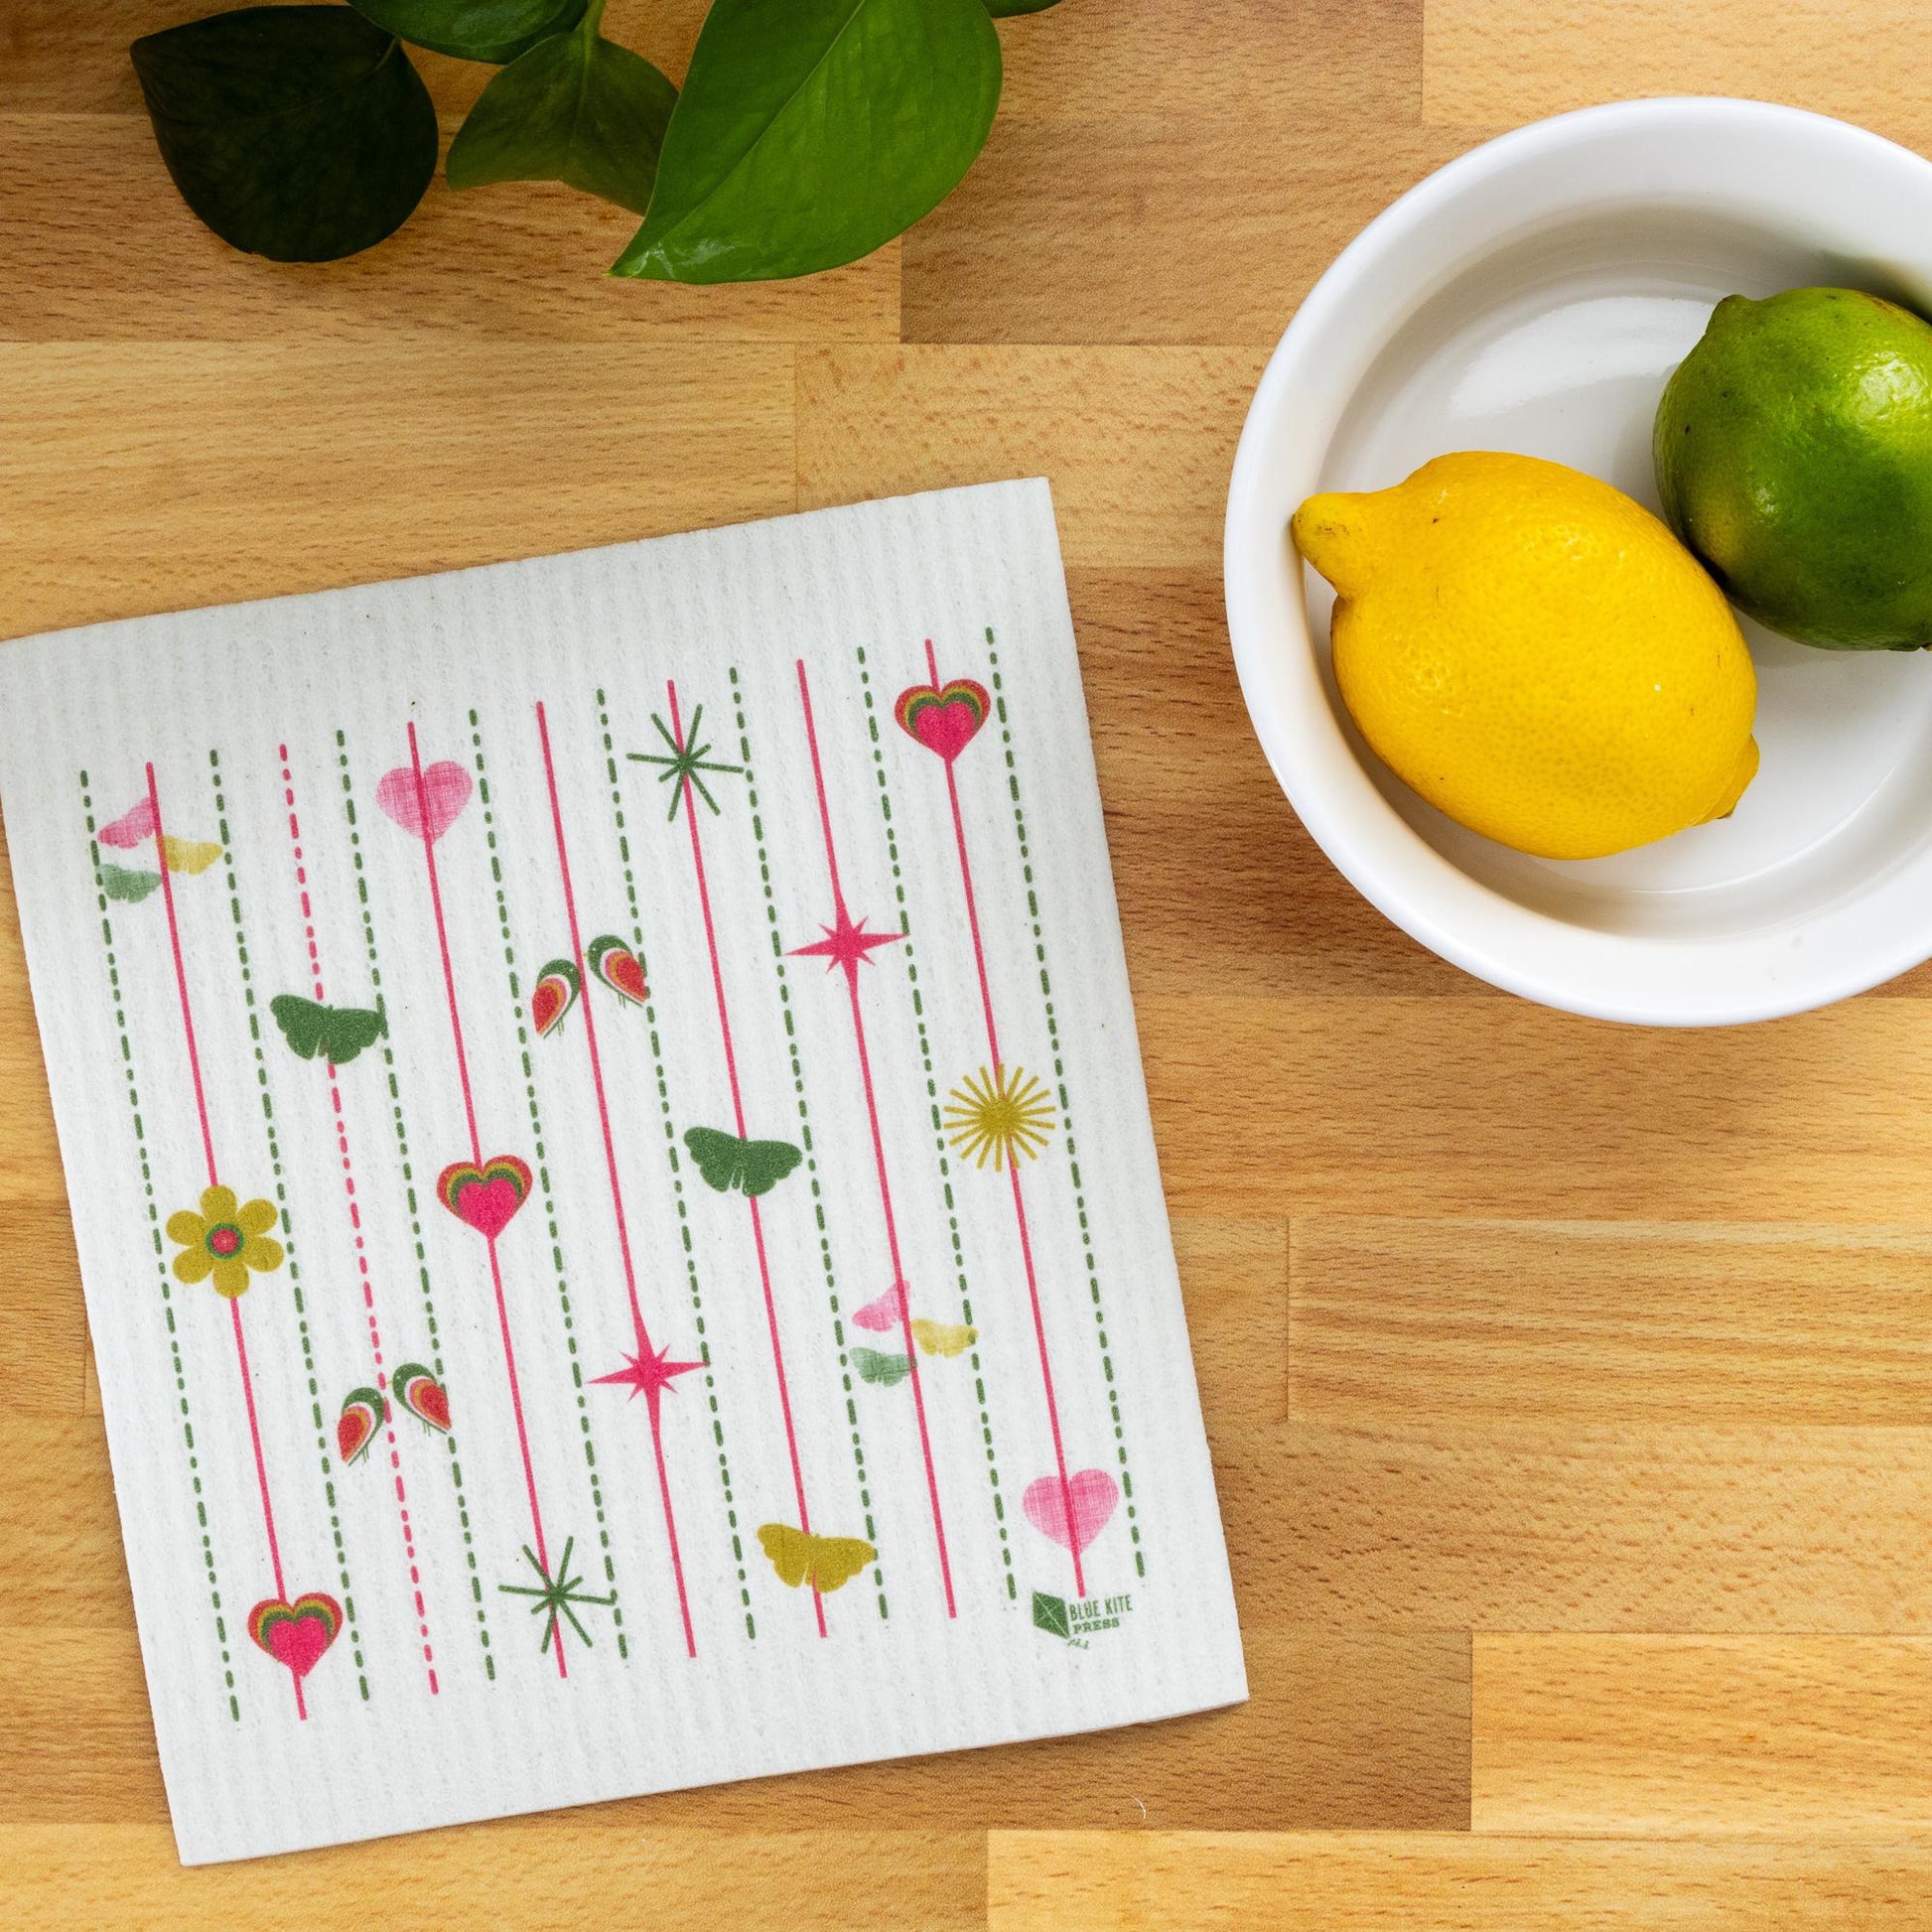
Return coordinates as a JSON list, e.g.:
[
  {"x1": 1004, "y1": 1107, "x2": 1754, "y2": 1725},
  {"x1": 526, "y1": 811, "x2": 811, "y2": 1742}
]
[
  {"x1": 437, "y1": 1155, "x2": 533, "y2": 1240},
  {"x1": 894, "y1": 677, "x2": 990, "y2": 763},
  {"x1": 247, "y1": 1591, "x2": 343, "y2": 1679}
]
